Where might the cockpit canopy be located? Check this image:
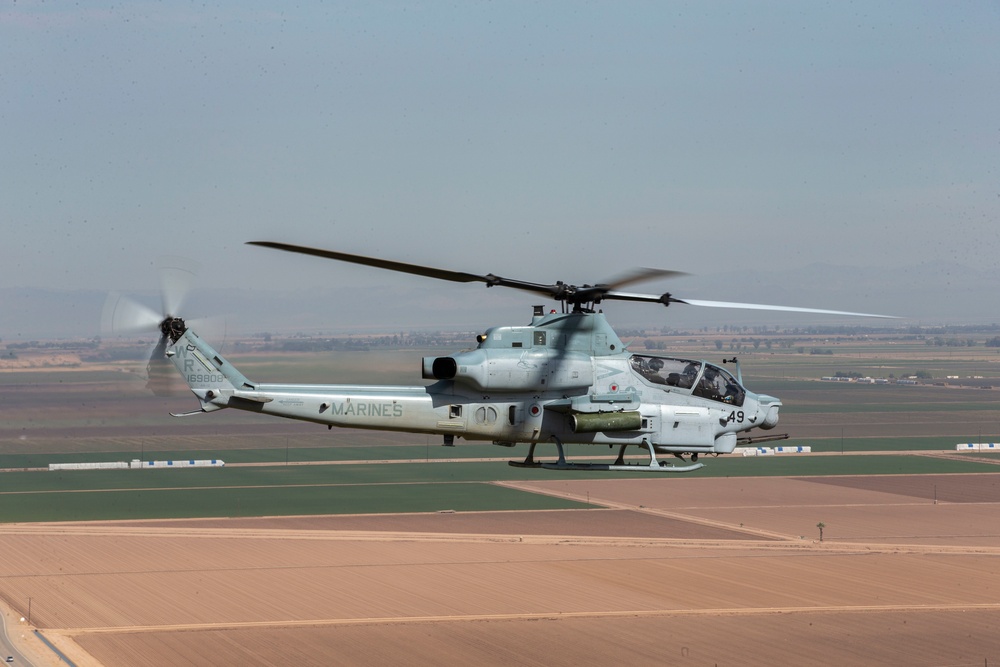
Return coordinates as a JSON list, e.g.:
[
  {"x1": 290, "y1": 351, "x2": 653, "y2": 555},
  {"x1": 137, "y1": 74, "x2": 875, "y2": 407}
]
[{"x1": 630, "y1": 355, "x2": 745, "y2": 406}]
